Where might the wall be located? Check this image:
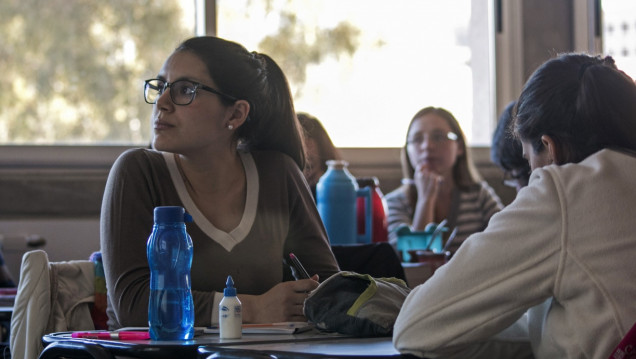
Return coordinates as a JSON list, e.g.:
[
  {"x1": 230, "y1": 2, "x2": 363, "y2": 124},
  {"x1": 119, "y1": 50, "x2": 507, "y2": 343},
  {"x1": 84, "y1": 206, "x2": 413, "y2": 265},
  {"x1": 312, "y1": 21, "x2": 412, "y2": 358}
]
[
  {"x1": 0, "y1": 146, "x2": 120, "y2": 278},
  {"x1": 0, "y1": 219, "x2": 100, "y2": 283}
]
